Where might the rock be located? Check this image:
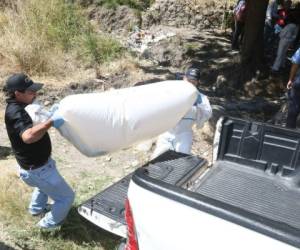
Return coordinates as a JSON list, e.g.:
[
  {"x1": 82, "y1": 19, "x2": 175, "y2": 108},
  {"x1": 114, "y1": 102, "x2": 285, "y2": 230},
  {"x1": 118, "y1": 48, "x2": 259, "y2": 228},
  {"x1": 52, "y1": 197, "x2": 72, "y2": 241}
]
[
  {"x1": 145, "y1": 36, "x2": 186, "y2": 67},
  {"x1": 44, "y1": 100, "x2": 51, "y2": 106},
  {"x1": 142, "y1": 0, "x2": 224, "y2": 29},
  {"x1": 105, "y1": 156, "x2": 112, "y2": 162},
  {"x1": 91, "y1": 5, "x2": 140, "y2": 35}
]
